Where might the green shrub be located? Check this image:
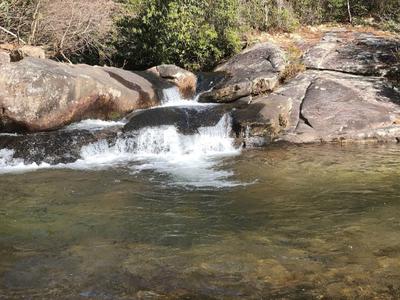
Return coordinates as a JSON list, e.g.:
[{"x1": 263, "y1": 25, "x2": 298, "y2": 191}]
[
  {"x1": 239, "y1": 0, "x2": 269, "y2": 31},
  {"x1": 269, "y1": 6, "x2": 299, "y2": 32},
  {"x1": 114, "y1": 0, "x2": 241, "y2": 71}
]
